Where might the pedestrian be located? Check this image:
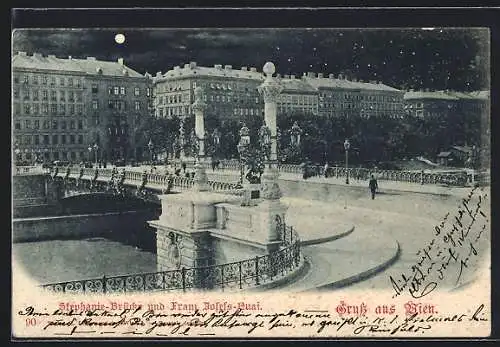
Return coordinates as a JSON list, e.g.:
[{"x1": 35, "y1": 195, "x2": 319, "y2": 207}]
[
  {"x1": 324, "y1": 162, "x2": 329, "y2": 178},
  {"x1": 369, "y1": 174, "x2": 378, "y2": 200},
  {"x1": 182, "y1": 162, "x2": 187, "y2": 173}
]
